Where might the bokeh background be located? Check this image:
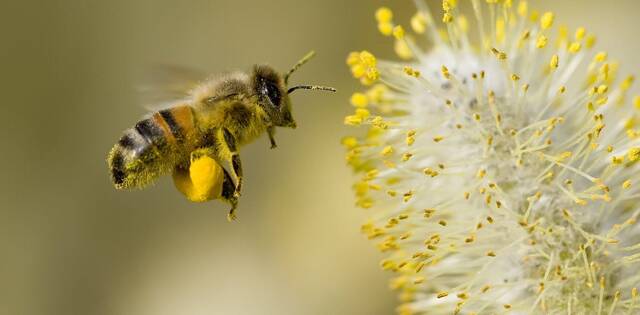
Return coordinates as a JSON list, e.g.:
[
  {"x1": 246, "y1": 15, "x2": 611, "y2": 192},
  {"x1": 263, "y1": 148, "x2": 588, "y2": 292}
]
[{"x1": 2, "y1": 1, "x2": 640, "y2": 314}]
